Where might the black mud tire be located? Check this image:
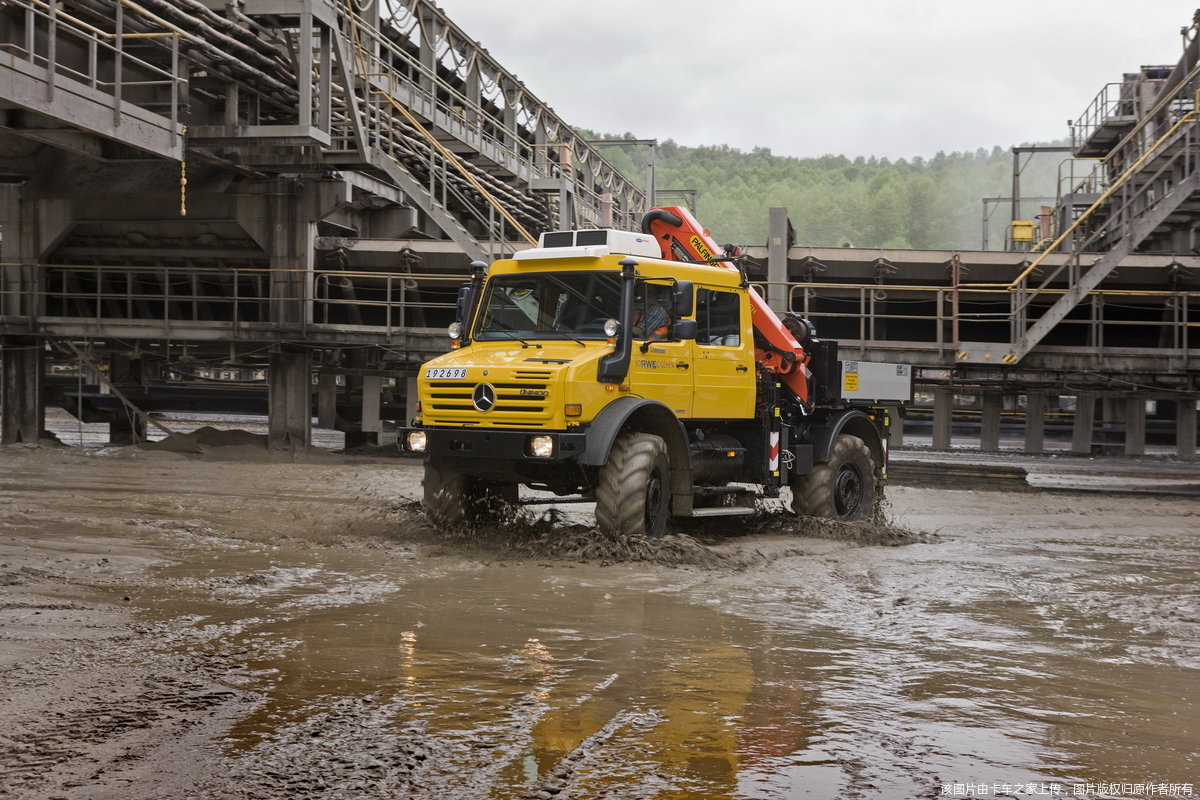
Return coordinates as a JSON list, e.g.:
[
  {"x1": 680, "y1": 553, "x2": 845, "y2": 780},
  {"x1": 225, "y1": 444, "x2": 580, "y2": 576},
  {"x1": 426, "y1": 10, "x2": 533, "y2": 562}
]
[
  {"x1": 791, "y1": 434, "x2": 877, "y2": 522},
  {"x1": 423, "y1": 457, "x2": 519, "y2": 529},
  {"x1": 595, "y1": 432, "x2": 671, "y2": 539}
]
